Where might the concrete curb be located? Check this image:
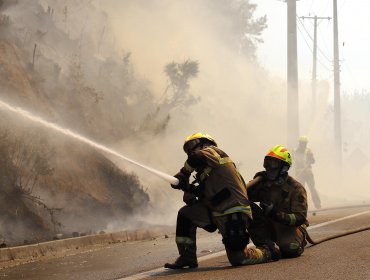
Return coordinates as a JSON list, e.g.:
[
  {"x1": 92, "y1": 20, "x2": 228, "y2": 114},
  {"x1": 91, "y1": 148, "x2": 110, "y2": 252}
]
[{"x1": 0, "y1": 226, "x2": 175, "y2": 263}]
